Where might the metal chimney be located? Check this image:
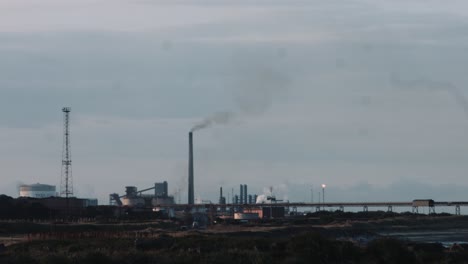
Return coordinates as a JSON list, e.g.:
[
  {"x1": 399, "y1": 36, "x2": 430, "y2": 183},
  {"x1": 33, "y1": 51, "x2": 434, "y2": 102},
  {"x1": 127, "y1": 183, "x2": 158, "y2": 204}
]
[
  {"x1": 244, "y1": 184, "x2": 248, "y2": 204},
  {"x1": 188, "y1": 132, "x2": 194, "y2": 205},
  {"x1": 240, "y1": 184, "x2": 244, "y2": 204}
]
